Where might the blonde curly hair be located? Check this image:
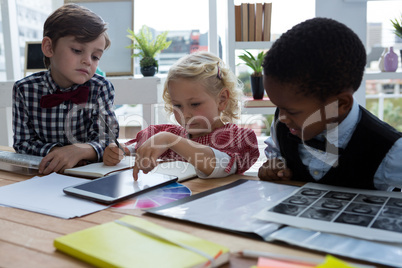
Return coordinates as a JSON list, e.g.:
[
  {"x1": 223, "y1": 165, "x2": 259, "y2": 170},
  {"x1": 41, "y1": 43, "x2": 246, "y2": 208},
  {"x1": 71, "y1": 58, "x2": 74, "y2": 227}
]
[{"x1": 162, "y1": 51, "x2": 243, "y2": 123}]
